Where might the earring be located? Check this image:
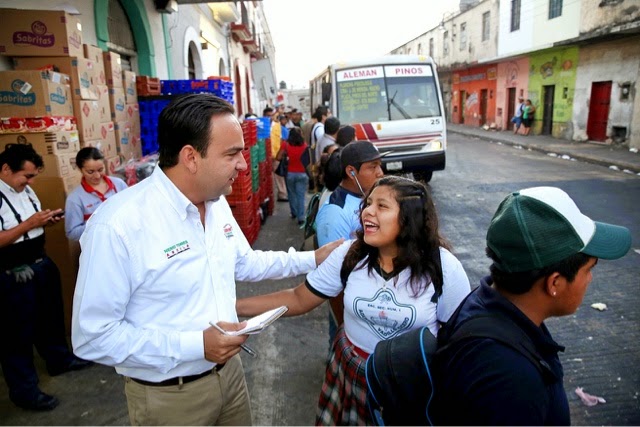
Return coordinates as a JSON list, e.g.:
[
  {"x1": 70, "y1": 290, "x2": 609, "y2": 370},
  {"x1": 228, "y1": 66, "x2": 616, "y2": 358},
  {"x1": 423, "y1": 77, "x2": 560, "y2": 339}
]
[{"x1": 552, "y1": 292, "x2": 557, "y2": 296}]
